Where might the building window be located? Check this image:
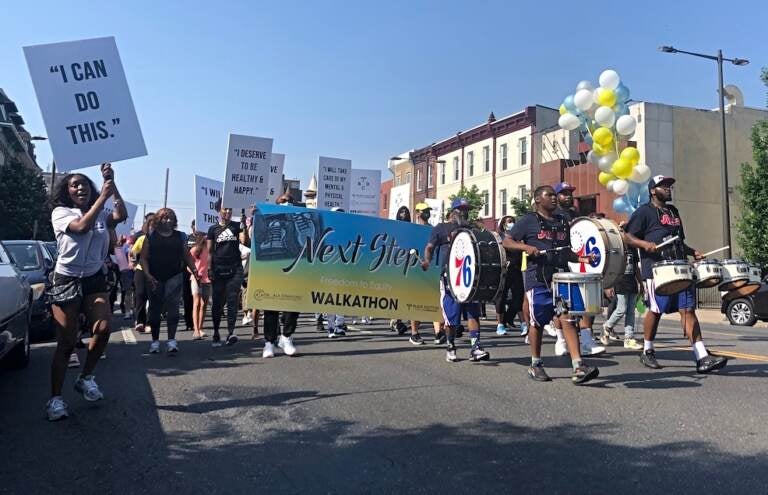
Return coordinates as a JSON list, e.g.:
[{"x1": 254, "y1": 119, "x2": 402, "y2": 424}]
[
  {"x1": 453, "y1": 157, "x2": 459, "y2": 181},
  {"x1": 427, "y1": 165, "x2": 433, "y2": 188},
  {"x1": 440, "y1": 162, "x2": 446, "y2": 185},
  {"x1": 500, "y1": 189, "x2": 507, "y2": 217},
  {"x1": 405, "y1": 171, "x2": 411, "y2": 184},
  {"x1": 519, "y1": 137, "x2": 527, "y2": 166},
  {"x1": 416, "y1": 169, "x2": 423, "y2": 191},
  {"x1": 468, "y1": 151, "x2": 474, "y2": 176},
  {"x1": 483, "y1": 146, "x2": 490, "y2": 173},
  {"x1": 482, "y1": 190, "x2": 489, "y2": 217},
  {"x1": 395, "y1": 175, "x2": 401, "y2": 186},
  {"x1": 501, "y1": 143, "x2": 508, "y2": 170},
  {"x1": 518, "y1": 185, "x2": 528, "y2": 201}
]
